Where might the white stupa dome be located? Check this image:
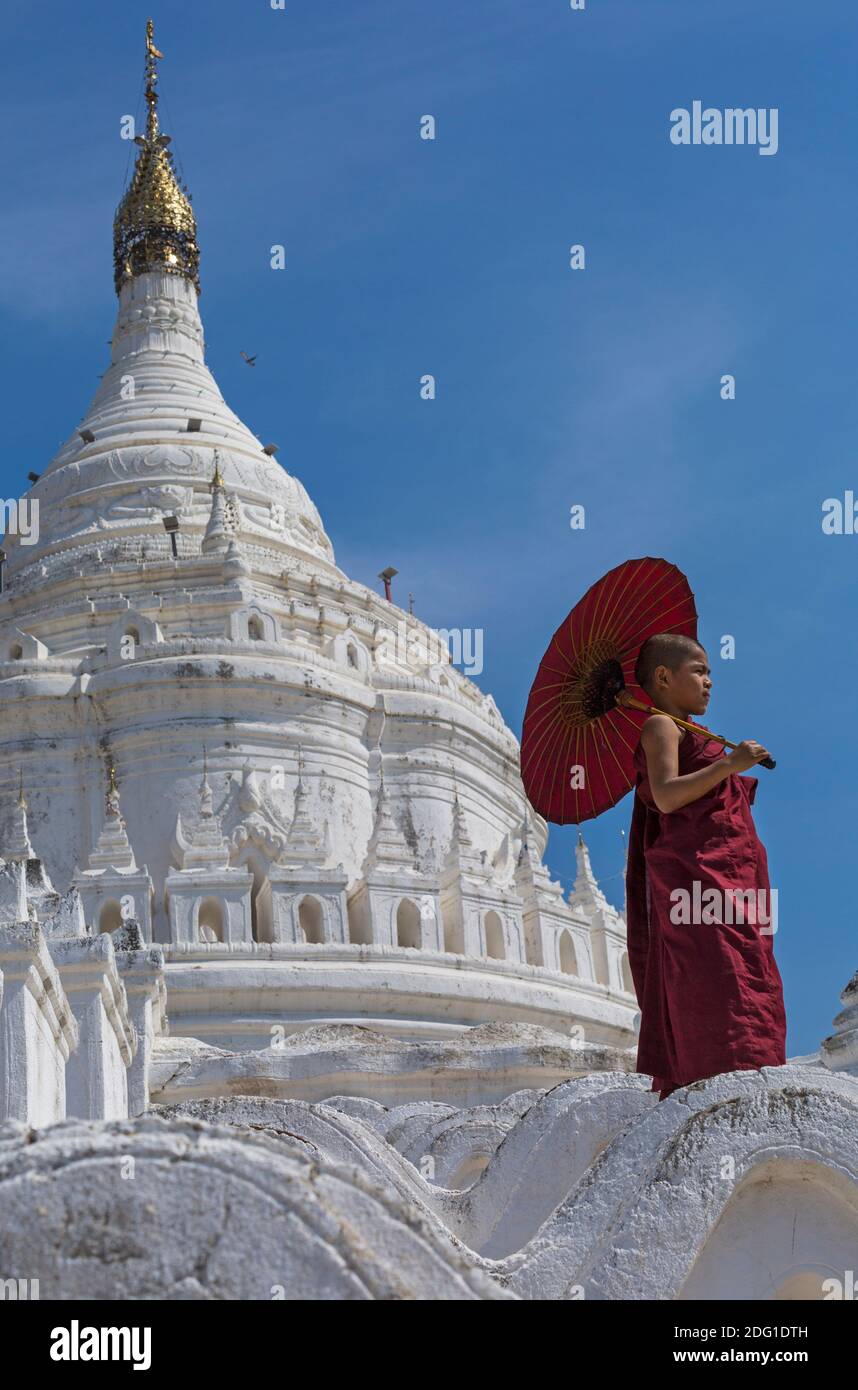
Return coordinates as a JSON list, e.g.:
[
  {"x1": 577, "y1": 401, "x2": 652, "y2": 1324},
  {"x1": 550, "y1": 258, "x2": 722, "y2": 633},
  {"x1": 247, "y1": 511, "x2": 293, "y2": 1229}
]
[{"x1": 0, "y1": 27, "x2": 636, "y2": 1060}]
